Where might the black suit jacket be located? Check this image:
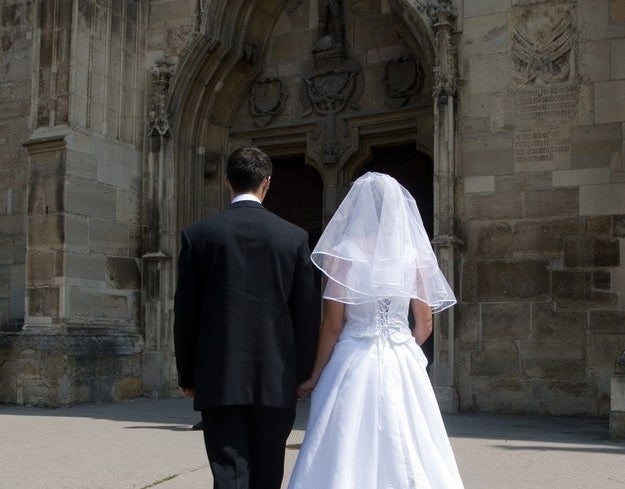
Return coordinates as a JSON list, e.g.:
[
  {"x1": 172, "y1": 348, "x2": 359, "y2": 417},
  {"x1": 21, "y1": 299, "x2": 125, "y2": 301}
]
[{"x1": 173, "y1": 201, "x2": 319, "y2": 411}]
